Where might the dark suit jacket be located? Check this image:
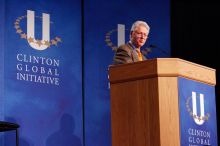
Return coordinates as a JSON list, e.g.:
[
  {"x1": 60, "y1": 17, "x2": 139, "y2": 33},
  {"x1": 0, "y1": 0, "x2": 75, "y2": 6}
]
[{"x1": 113, "y1": 43, "x2": 147, "y2": 65}]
